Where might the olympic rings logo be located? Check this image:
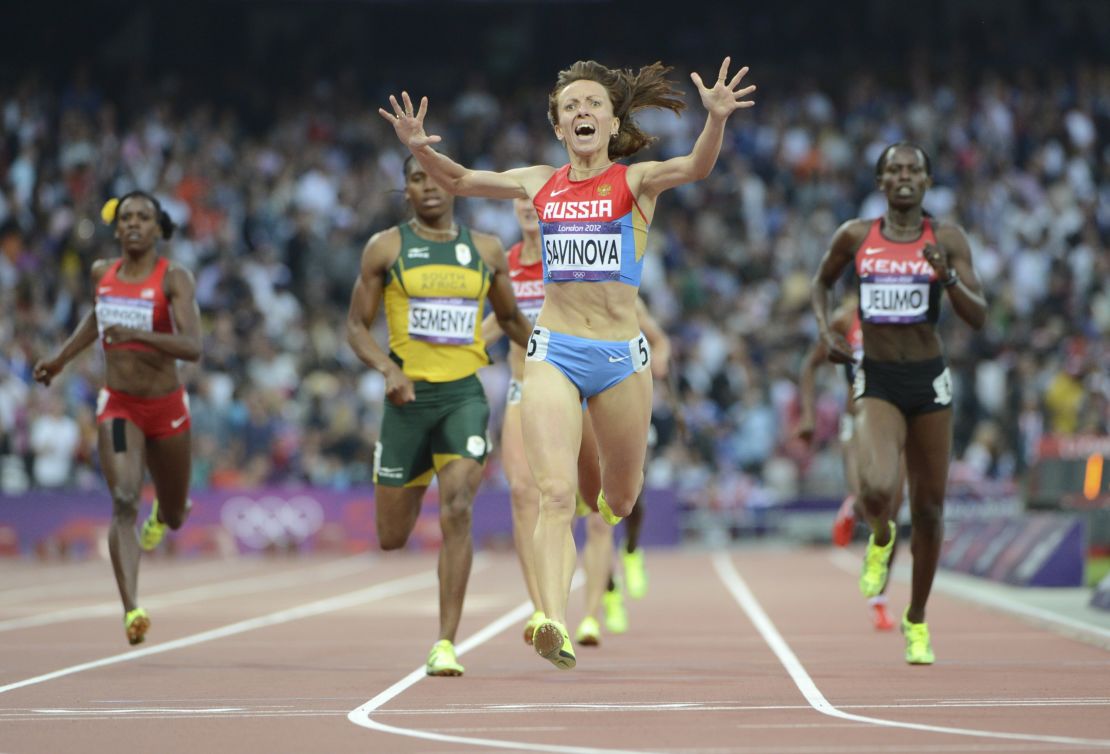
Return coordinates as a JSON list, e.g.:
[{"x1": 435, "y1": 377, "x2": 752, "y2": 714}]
[{"x1": 220, "y1": 495, "x2": 325, "y2": 549}]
